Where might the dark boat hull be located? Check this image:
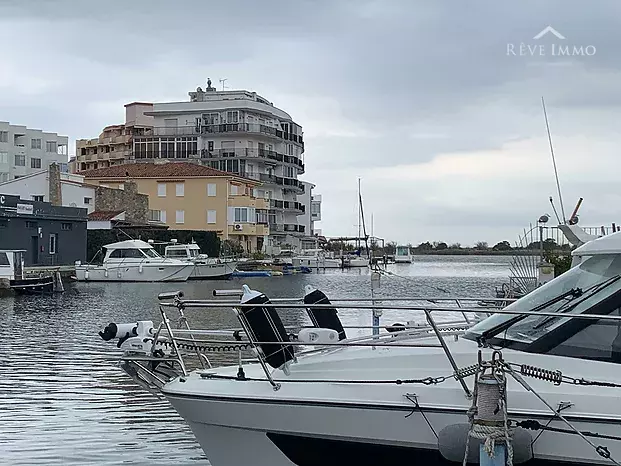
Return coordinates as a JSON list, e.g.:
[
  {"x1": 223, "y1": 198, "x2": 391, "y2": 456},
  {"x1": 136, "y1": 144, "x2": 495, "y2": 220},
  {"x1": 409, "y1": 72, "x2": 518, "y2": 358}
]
[{"x1": 10, "y1": 276, "x2": 55, "y2": 294}]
